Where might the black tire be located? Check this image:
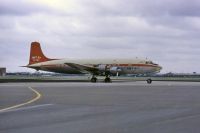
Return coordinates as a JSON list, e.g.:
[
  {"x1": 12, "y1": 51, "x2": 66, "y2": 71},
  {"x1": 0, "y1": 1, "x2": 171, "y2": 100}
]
[
  {"x1": 104, "y1": 77, "x2": 111, "y2": 83},
  {"x1": 91, "y1": 77, "x2": 97, "y2": 83},
  {"x1": 147, "y1": 79, "x2": 152, "y2": 84}
]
